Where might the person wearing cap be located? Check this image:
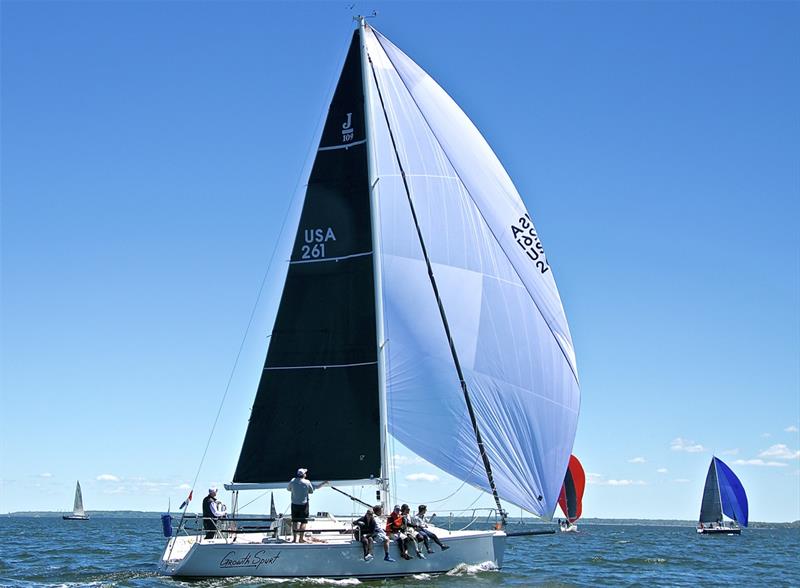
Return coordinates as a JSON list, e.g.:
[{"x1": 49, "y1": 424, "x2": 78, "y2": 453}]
[
  {"x1": 352, "y1": 508, "x2": 377, "y2": 561},
  {"x1": 400, "y1": 504, "x2": 425, "y2": 559},
  {"x1": 287, "y1": 468, "x2": 328, "y2": 543},
  {"x1": 202, "y1": 487, "x2": 226, "y2": 539},
  {"x1": 386, "y1": 504, "x2": 411, "y2": 559}
]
